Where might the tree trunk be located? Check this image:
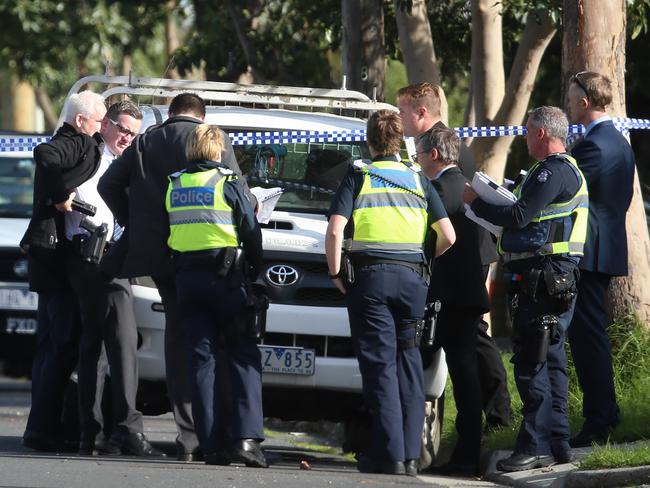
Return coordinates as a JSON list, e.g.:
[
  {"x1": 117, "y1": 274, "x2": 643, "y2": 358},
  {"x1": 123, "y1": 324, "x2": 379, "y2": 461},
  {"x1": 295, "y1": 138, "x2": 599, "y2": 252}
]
[
  {"x1": 34, "y1": 87, "x2": 58, "y2": 132},
  {"x1": 165, "y1": 0, "x2": 181, "y2": 79},
  {"x1": 223, "y1": 0, "x2": 265, "y2": 84},
  {"x1": 562, "y1": 0, "x2": 650, "y2": 324},
  {"x1": 394, "y1": 0, "x2": 439, "y2": 85},
  {"x1": 470, "y1": 9, "x2": 556, "y2": 180},
  {"x1": 470, "y1": 0, "x2": 505, "y2": 126},
  {"x1": 9, "y1": 77, "x2": 37, "y2": 131},
  {"x1": 342, "y1": 0, "x2": 385, "y2": 100}
]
